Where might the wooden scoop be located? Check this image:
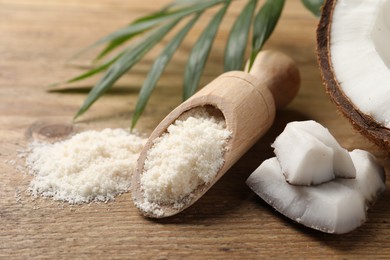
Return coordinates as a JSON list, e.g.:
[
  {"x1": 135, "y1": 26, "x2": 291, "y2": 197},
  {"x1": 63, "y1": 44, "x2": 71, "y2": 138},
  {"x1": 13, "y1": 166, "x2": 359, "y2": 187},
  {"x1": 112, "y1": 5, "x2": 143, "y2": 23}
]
[{"x1": 131, "y1": 50, "x2": 300, "y2": 218}]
